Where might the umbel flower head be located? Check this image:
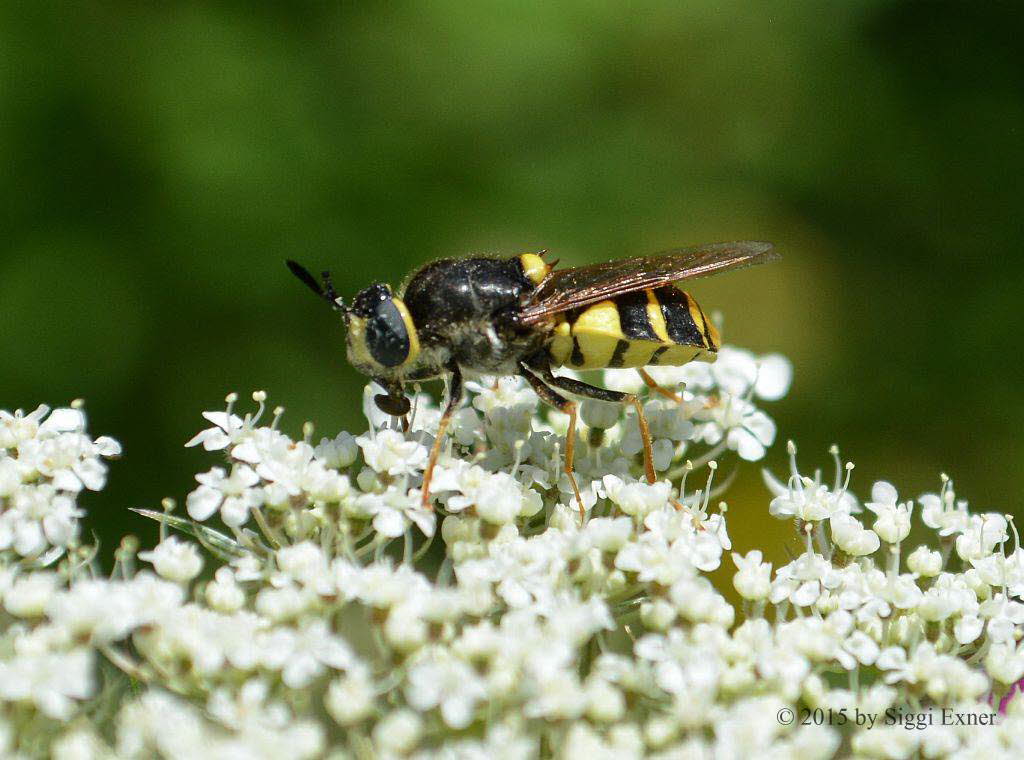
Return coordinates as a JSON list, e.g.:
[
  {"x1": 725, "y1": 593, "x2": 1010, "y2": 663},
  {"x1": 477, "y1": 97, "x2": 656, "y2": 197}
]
[{"x1": 1, "y1": 346, "x2": 1022, "y2": 759}]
